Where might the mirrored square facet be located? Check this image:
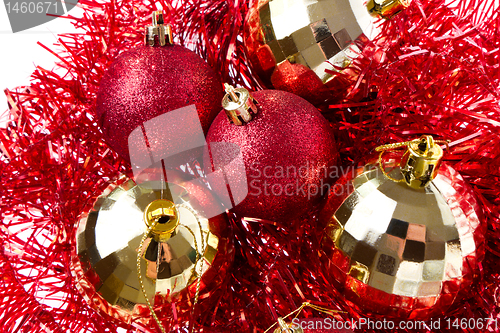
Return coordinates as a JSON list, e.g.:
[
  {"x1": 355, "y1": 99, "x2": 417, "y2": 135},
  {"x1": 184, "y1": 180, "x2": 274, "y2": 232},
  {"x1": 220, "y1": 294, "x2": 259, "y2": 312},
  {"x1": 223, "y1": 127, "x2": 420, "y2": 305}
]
[
  {"x1": 310, "y1": 18, "x2": 331, "y2": 43},
  {"x1": 407, "y1": 224, "x2": 426, "y2": 242},
  {"x1": 334, "y1": 28, "x2": 352, "y2": 49},
  {"x1": 417, "y1": 281, "x2": 442, "y2": 297},
  {"x1": 393, "y1": 279, "x2": 419, "y2": 297},
  {"x1": 318, "y1": 35, "x2": 340, "y2": 60},
  {"x1": 396, "y1": 261, "x2": 423, "y2": 281},
  {"x1": 403, "y1": 240, "x2": 426, "y2": 262},
  {"x1": 425, "y1": 242, "x2": 446, "y2": 260},
  {"x1": 376, "y1": 254, "x2": 397, "y2": 276},
  {"x1": 291, "y1": 25, "x2": 316, "y2": 51},
  {"x1": 352, "y1": 242, "x2": 377, "y2": 267},
  {"x1": 370, "y1": 271, "x2": 396, "y2": 294},
  {"x1": 423, "y1": 260, "x2": 445, "y2": 281},
  {"x1": 339, "y1": 231, "x2": 357, "y2": 256},
  {"x1": 387, "y1": 218, "x2": 409, "y2": 239},
  {"x1": 278, "y1": 35, "x2": 299, "y2": 57},
  {"x1": 301, "y1": 43, "x2": 326, "y2": 68}
]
